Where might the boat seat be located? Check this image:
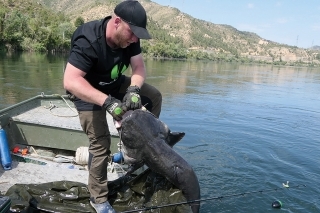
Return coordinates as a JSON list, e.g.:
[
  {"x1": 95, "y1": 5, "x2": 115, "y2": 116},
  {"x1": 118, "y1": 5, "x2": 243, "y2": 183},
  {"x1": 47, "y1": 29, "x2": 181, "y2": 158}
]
[{"x1": 10, "y1": 106, "x2": 119, "y2": 136}]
